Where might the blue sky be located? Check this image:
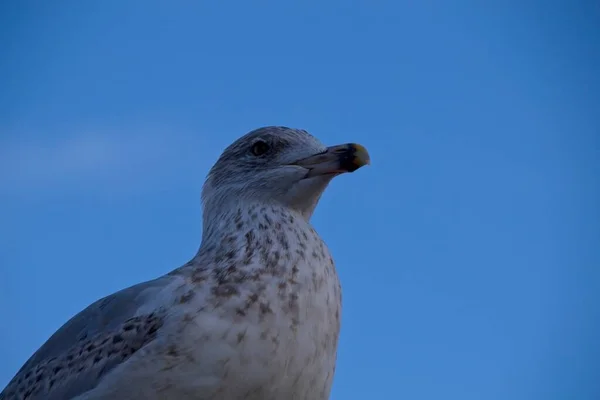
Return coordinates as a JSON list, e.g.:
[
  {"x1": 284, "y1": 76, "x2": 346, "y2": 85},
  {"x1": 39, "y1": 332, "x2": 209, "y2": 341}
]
[{"x1": 1, "y1": 1, "x2": 598, "y2": 399}]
